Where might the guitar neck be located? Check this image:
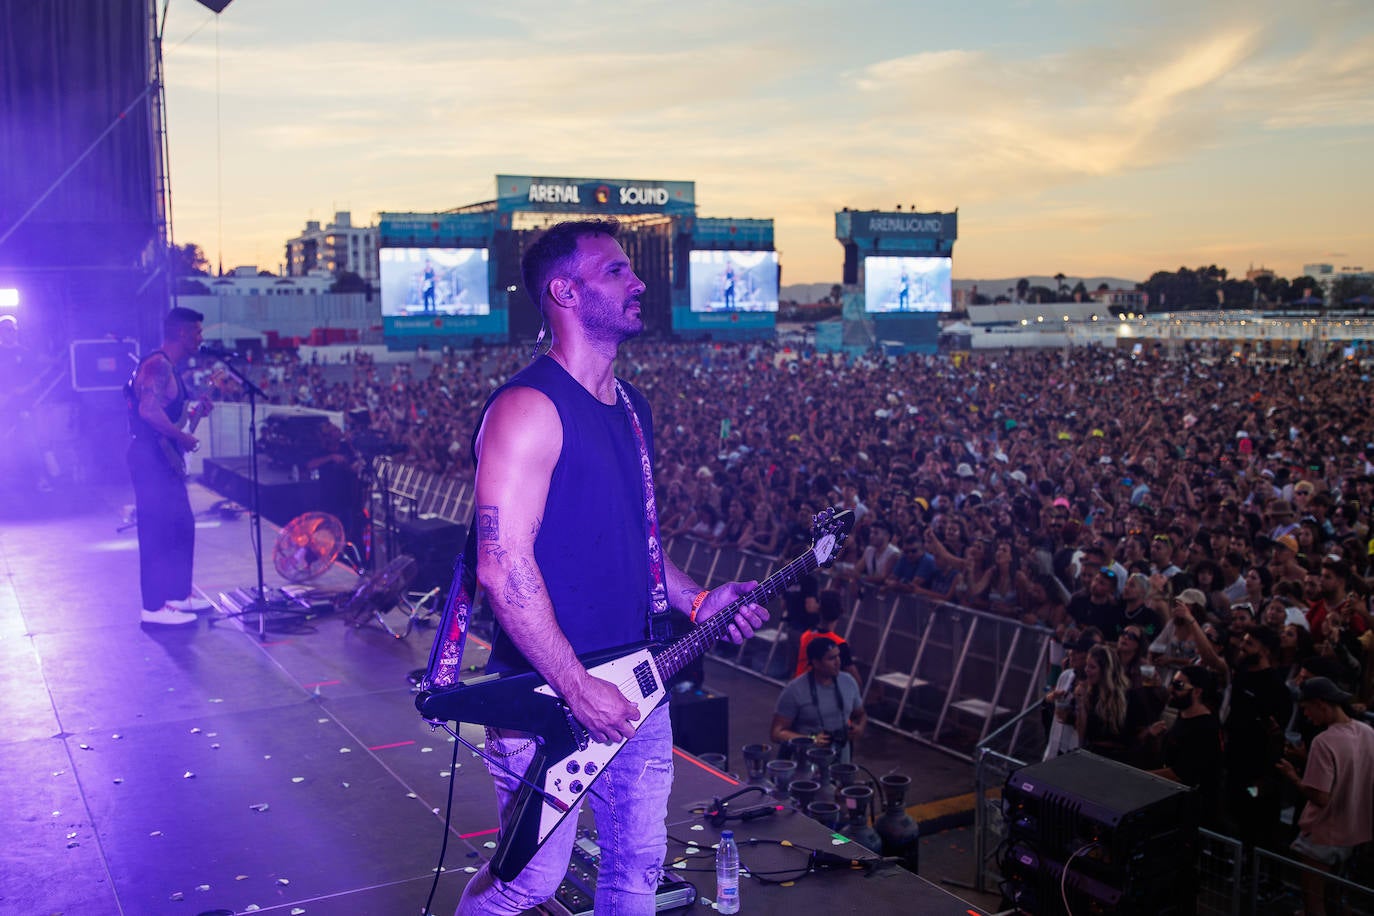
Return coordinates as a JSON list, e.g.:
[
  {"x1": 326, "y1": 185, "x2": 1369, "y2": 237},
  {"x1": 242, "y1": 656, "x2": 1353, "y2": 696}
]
[{"x1": 652, "y1": 549, "x2": 820, "y2": 682}]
